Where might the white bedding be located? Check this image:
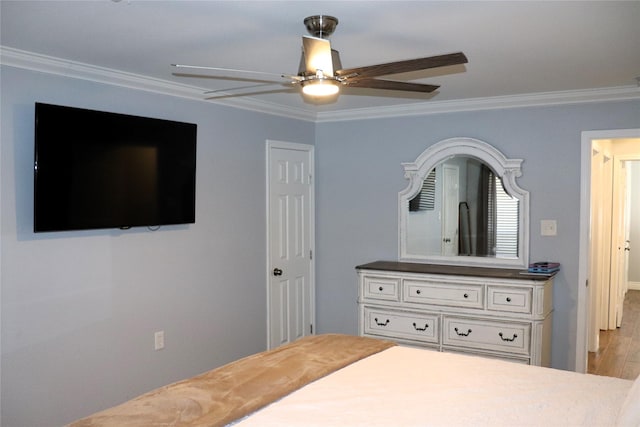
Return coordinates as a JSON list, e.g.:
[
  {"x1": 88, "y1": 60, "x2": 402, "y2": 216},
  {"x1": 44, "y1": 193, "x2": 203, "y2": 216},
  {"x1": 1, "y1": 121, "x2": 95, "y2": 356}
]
[{"x1": 234, "y1": 346, "x2": 633, "y2": 427}]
